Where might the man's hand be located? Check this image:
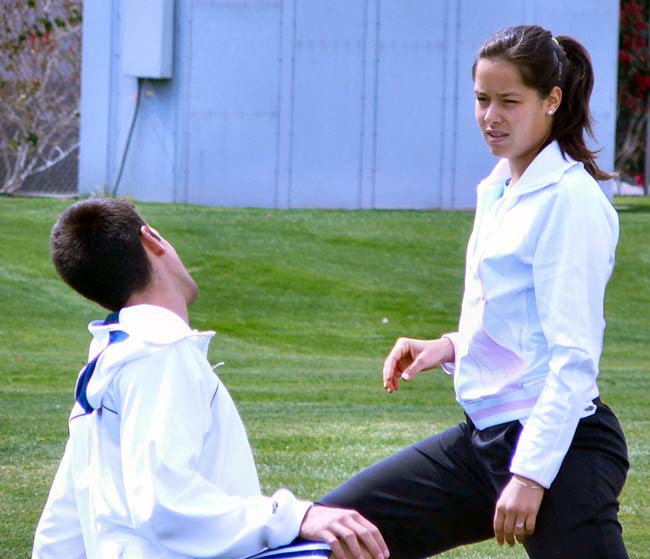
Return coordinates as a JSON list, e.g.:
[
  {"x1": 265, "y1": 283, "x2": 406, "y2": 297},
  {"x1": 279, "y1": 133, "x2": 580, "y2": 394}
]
[
  {"x1": 383, "y1": 337, "x2": 454, "y2": 393},
  {"x1": 493, "y1": 476, "x2": 545, "y2": 547},
  {"x1": 299, "y1": 505, "x2": 389, "y2": 559}
]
